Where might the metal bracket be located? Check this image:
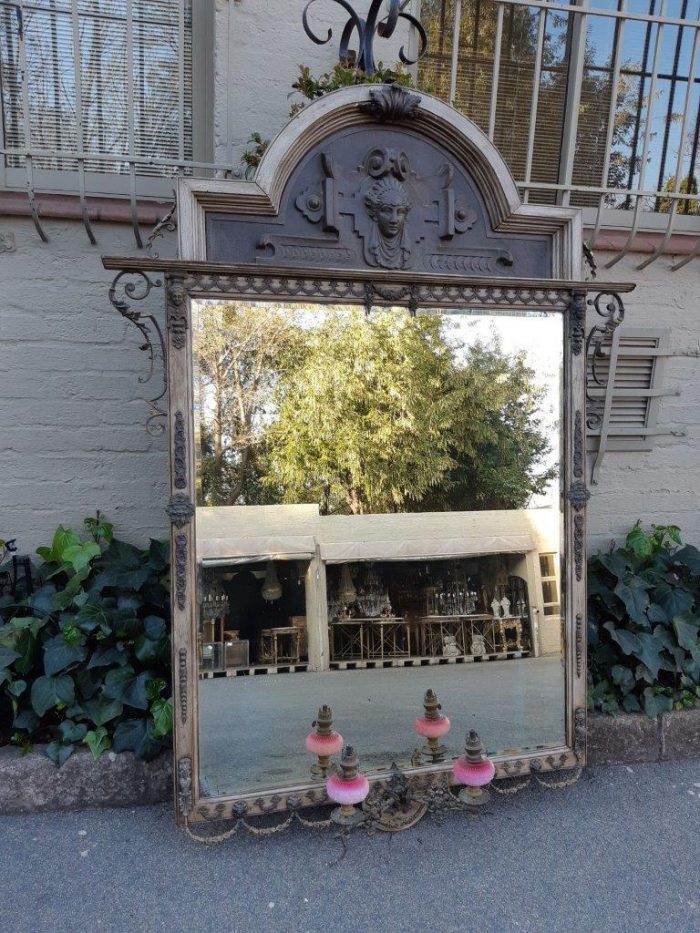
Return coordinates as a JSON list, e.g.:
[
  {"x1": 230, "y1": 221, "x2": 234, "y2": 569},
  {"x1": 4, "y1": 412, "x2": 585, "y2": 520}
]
[{"x1": 108, "y1": 270, "x2": 166, "y2": 435}]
